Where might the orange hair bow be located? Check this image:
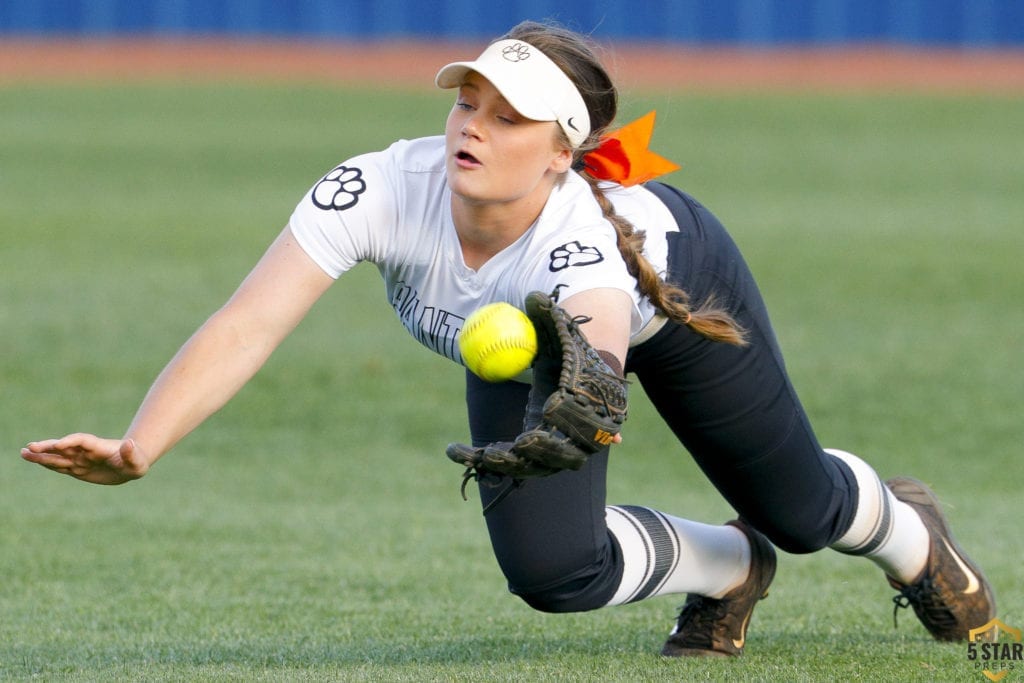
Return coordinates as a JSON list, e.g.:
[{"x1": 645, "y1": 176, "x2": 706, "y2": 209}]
[{"x1": 582, "y1": 111, "x2": 680, "y2": 187}]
